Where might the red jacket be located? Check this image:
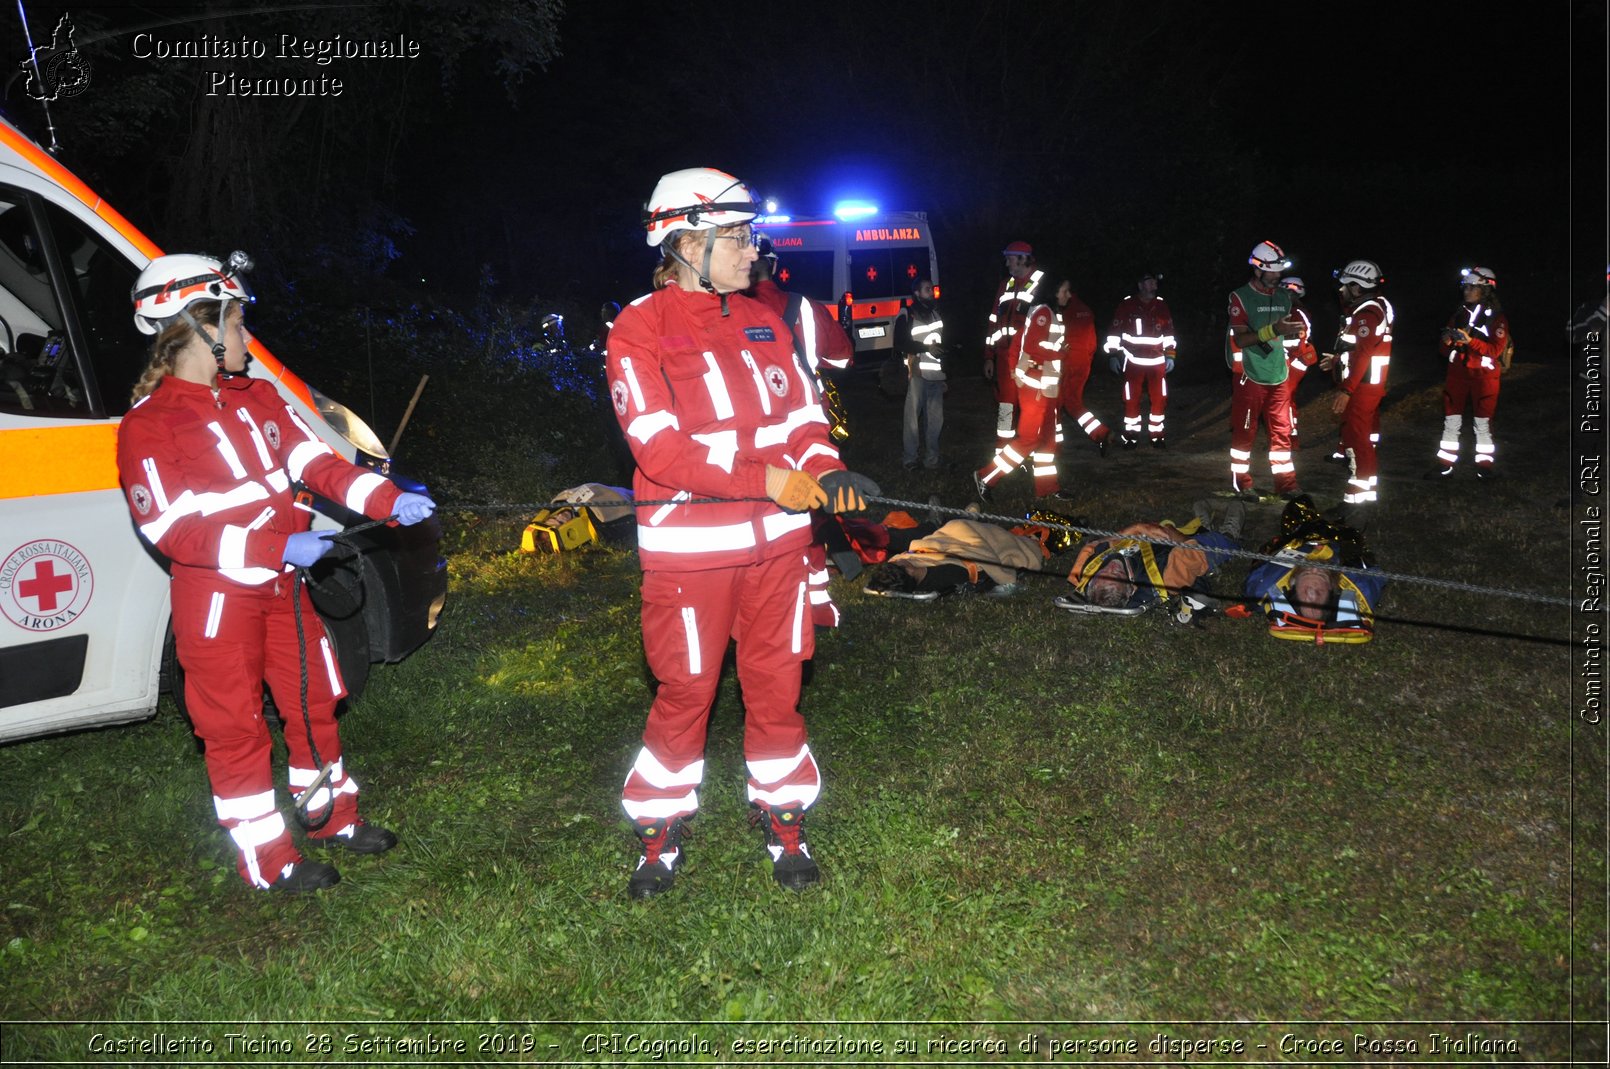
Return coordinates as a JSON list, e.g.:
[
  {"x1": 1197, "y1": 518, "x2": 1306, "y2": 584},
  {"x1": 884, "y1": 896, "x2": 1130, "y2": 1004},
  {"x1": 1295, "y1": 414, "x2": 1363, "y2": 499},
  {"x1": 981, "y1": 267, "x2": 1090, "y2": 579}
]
[
  {"x1": 117, "y1": 375, "x2": 401, "y2": 588},
  {"x1": 1013, "y1": 303, "x2": 1064, "y2": 398},
  {"x1": 1105, "y1": 296, "x2": 1176, "y2": 365},
  {"x1": 750, "y1": 278, "x2": 853, "y2": 370},
  {"x1": 1339, "y1": 296, "x2": 1394, "y2": 393},
  {"x1": 986, "y1": 269, "x2": 1044, "y2": 361},
  {"x1": 1439, "y1": 301, "x2": 1509, "y2": 372},
  {"x1": 607, "y1": 284, "x2": 845, "y2": 572},
  {"x1": 1061, "y1": 291, "x2": 1099, "y2": 369},
  {"x1": 1285, "y1": 300, "x2": 1319, "y2": 373}
]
